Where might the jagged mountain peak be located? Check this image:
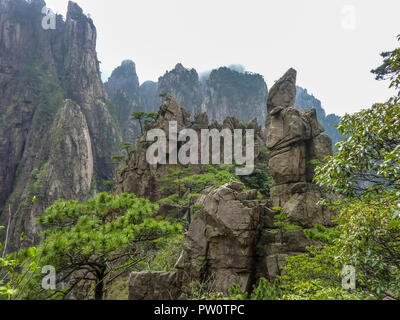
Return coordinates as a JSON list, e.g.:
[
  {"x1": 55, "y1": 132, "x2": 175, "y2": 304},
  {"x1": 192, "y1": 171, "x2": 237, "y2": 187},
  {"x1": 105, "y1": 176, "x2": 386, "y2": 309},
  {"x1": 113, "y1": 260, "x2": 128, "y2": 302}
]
[
  {"x1": 162, "y1": 62, "x2": 199, "y2": 77},
  {"x1": 174, "y1": 62, "x2": 186, "y2": 72},
  {"x1": 67, "y1": 1, "x2": 83, "y2": 15},
  {"x1": 105, "y1": 60, "x2": 139, "y2": 100},
  {"x1": 157, "y1": 63, "x2": 203, "y2": 115}
]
